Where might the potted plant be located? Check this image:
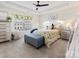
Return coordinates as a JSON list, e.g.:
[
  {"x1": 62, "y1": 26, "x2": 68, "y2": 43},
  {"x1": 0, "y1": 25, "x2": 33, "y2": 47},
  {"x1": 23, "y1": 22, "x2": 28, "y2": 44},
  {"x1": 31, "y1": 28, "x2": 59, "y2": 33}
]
[{"x1": 6, "y1": 16, "x2": 12, "y2": 21}]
